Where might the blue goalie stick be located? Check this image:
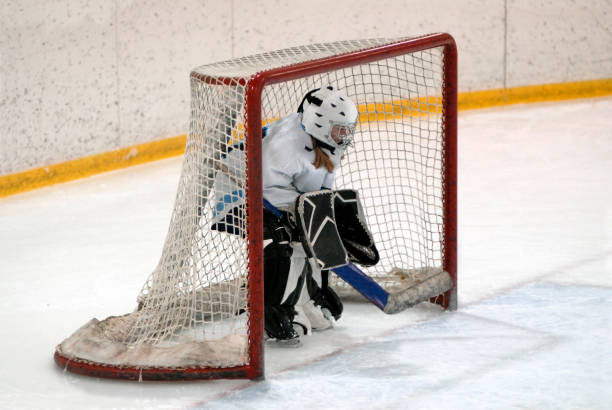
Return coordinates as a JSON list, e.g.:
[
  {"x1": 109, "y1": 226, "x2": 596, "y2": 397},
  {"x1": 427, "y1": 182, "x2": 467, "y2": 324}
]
[{"x1": 263, "y1": 198, "x2": 453, "y2": 314}]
